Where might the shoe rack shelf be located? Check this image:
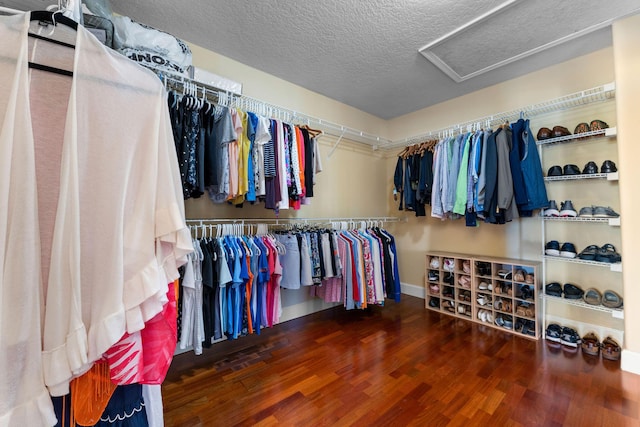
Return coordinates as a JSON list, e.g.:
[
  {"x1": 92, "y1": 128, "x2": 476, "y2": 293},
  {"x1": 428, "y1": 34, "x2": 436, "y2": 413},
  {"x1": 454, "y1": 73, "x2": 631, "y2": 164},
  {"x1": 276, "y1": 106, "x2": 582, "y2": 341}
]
[
  {"x1": 538, "y1": 87, "x2": 623, "y2": 341},
  {"x1": 425, "y1": 252, "x2": 541, "y2": 340},
  {"x1": 536, "y1": 126, "x2": 617, "y2": 146},
  {"x1": 543, "y1": 295, "x2": 624, "y2": 319},
  {"x1": 544, "y1": 172, "x2": 619, "y2": 182},
  {"x1": 543, "y1": 255, "x2": 623, "y2": 272},
  {"x1": 542, "y1": 216, "x2": 620, "y2": 226}
]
